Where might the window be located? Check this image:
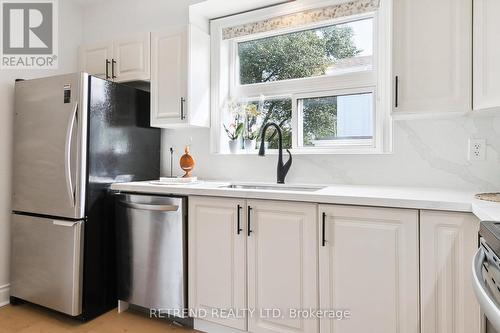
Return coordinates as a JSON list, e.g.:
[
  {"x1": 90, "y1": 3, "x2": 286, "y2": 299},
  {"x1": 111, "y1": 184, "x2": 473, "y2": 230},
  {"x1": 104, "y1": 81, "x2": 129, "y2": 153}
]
[
  {"x1": 212, "y1": 0, "x2": 392, "y2": 154},
  {"x1": 298, "y1": 91, "x2": 374, "y2": 147},
  {"x1": 238, "y1": 18, "x2": 374, "y2": 85}
]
